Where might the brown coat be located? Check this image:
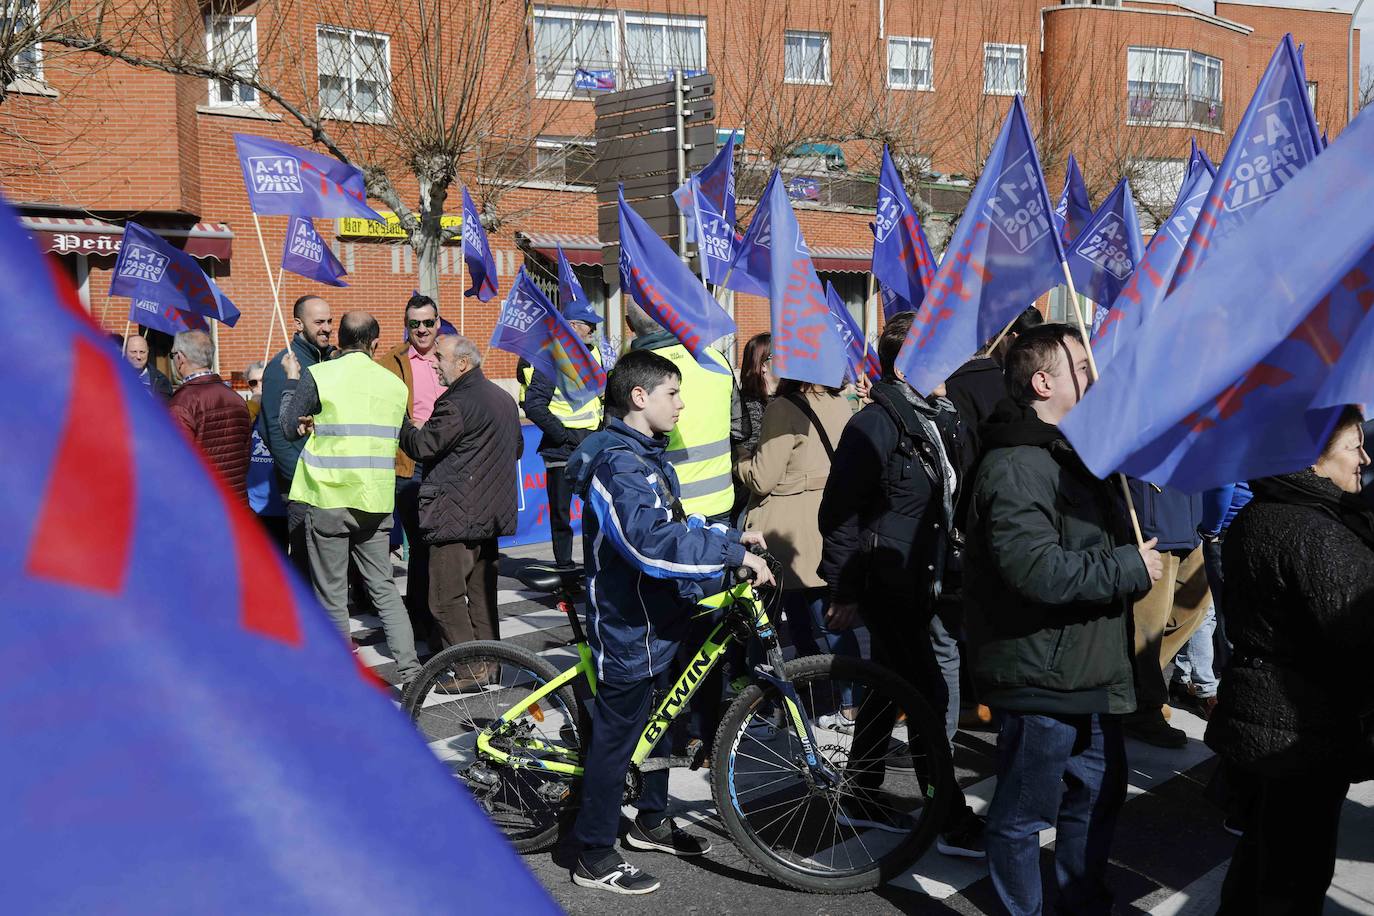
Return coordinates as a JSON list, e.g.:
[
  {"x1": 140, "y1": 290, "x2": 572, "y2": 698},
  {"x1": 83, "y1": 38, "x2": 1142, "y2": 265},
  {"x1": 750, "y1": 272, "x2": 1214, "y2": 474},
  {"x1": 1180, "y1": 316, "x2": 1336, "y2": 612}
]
[
  {"x1": 738, "y1": 391, "x2": 854, "y2": 590},
  {"x1": 169, "y1": 373, "x2": 253, "y2": 502},
  {"x1": 378, "y1": 341, "x2": 420, "y2": 479}
]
